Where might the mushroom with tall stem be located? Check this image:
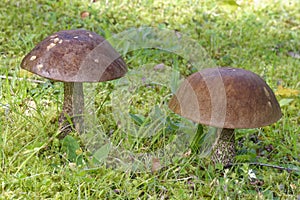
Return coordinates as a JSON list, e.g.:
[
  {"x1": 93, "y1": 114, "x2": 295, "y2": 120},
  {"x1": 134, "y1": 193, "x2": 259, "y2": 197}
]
[
  {"x1": 168, "y1": 67, "x2": 282, "y2": 166},
  {"x1": 21, "y1": 29, "x2": 127, "y2": 138}
]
